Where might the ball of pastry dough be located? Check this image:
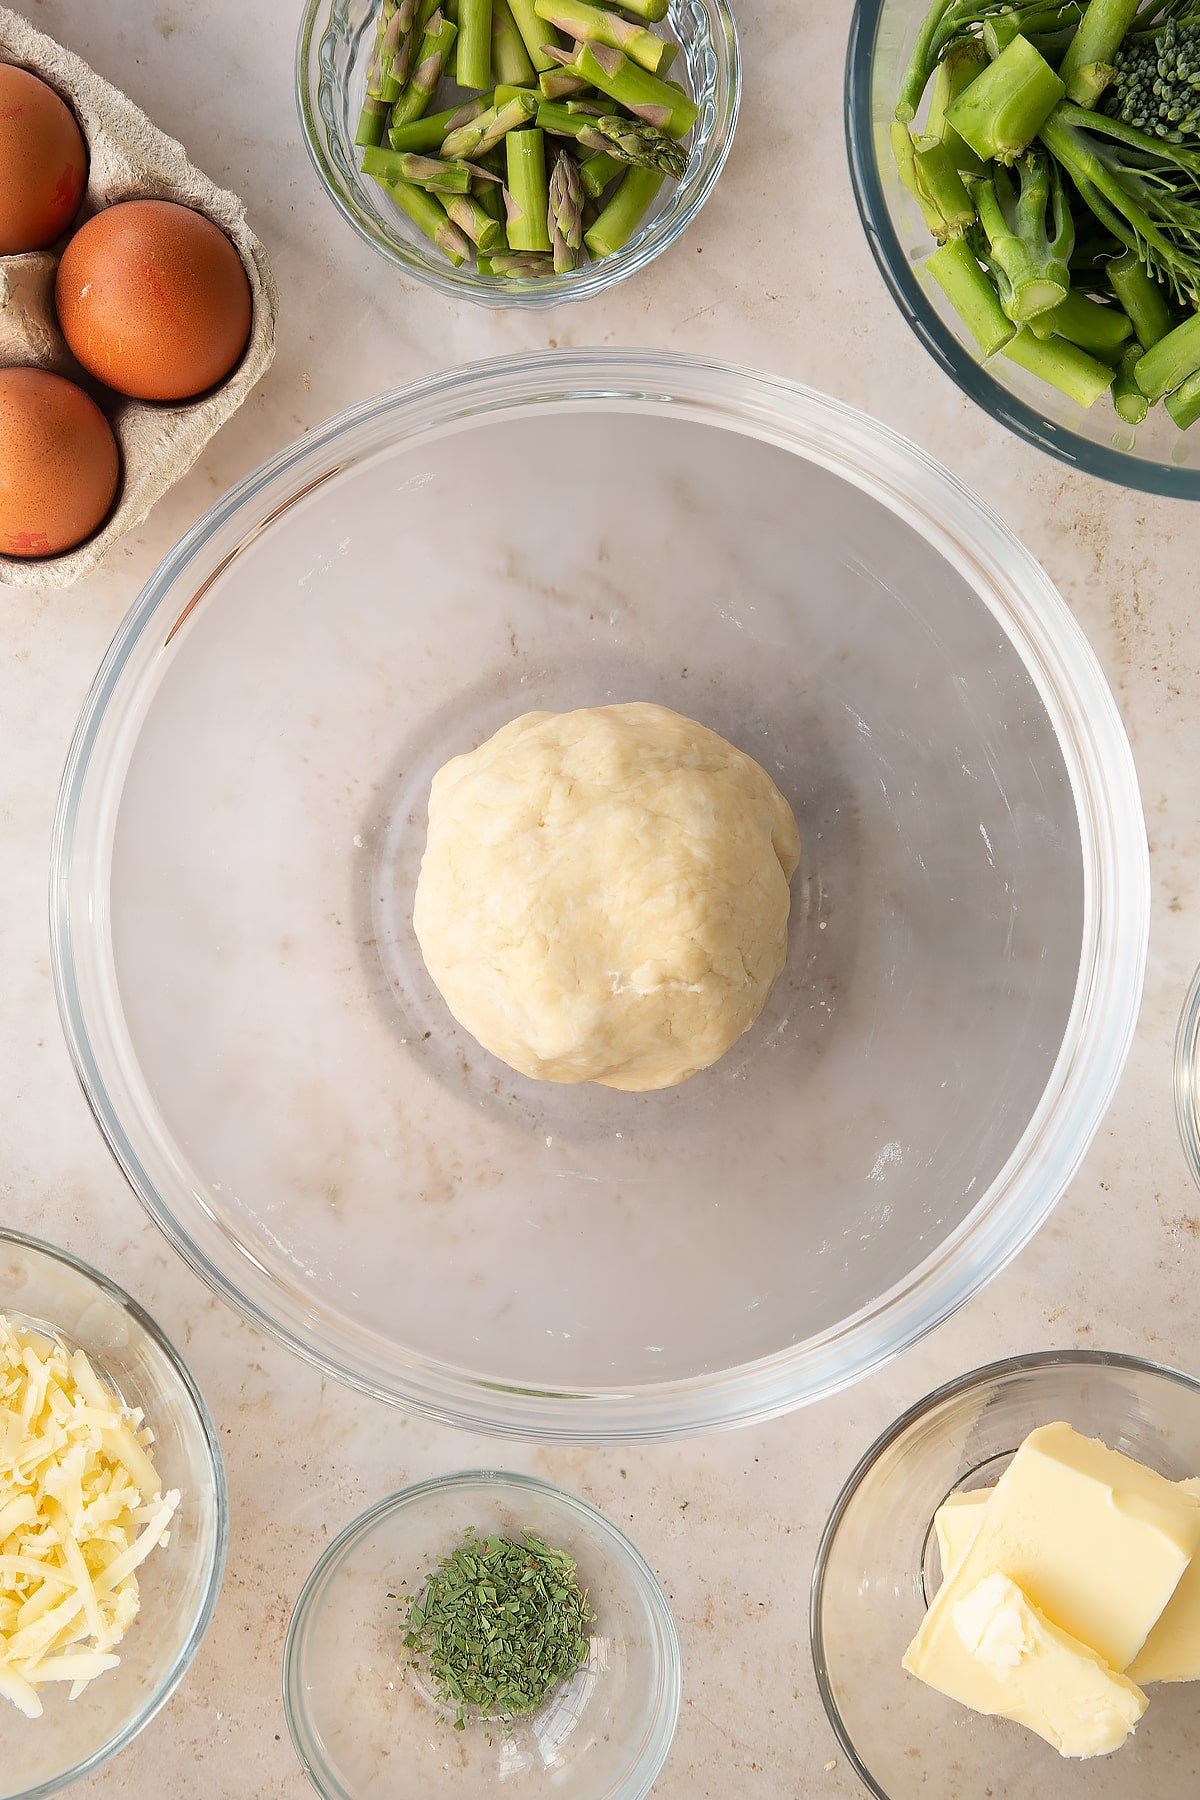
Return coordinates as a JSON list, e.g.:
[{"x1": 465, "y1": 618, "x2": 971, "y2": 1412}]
[{"x1": 412, "y1": 703, "x2": 801, "y2": 1091}]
